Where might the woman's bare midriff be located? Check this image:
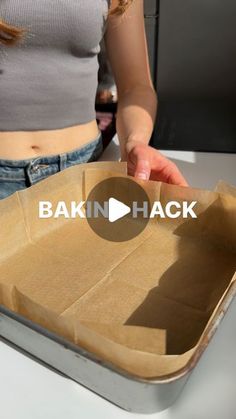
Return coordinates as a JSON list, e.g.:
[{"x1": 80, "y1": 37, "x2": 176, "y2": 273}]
[{"x1": 0, "y1": 120, "x2": 100, "y2": 160}]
